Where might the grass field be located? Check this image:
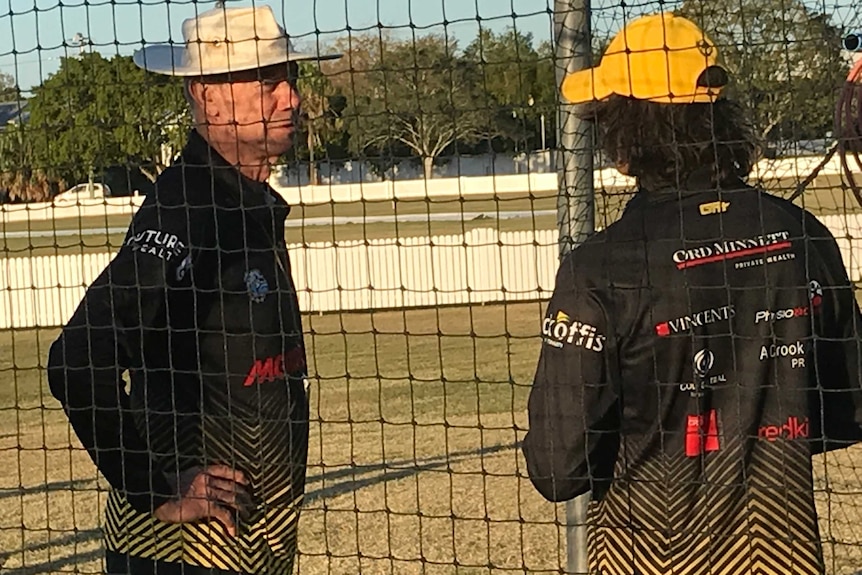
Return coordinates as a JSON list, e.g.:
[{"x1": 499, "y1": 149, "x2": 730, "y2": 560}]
[
  {"x1": 2, "y1": 301, "x2": 862, "y2": 574},
  {"x1": 0, "y1": 303, "x2": 563, "y2": 574}
]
